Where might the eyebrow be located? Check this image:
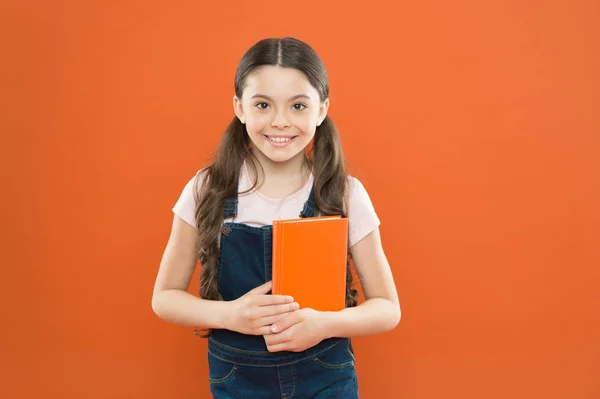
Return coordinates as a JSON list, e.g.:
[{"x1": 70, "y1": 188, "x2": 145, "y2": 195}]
[{"x1": 250, "y1": 94, "x2": 311, "y2": 101}]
